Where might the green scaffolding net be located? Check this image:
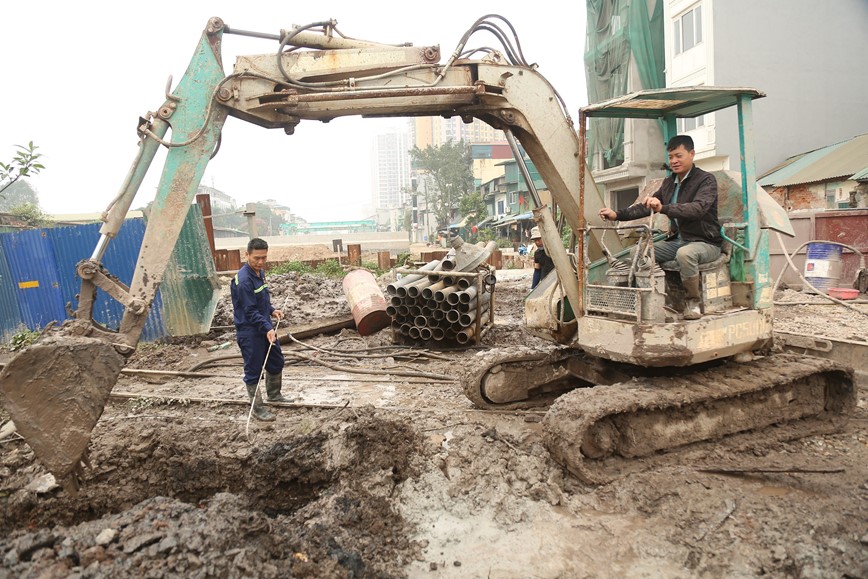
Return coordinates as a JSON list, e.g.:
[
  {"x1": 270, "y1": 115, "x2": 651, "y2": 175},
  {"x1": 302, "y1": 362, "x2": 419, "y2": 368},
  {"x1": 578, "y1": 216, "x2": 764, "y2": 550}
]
[{"x1": 585, "y1": 0, "x2": 665, "y2": 168}]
